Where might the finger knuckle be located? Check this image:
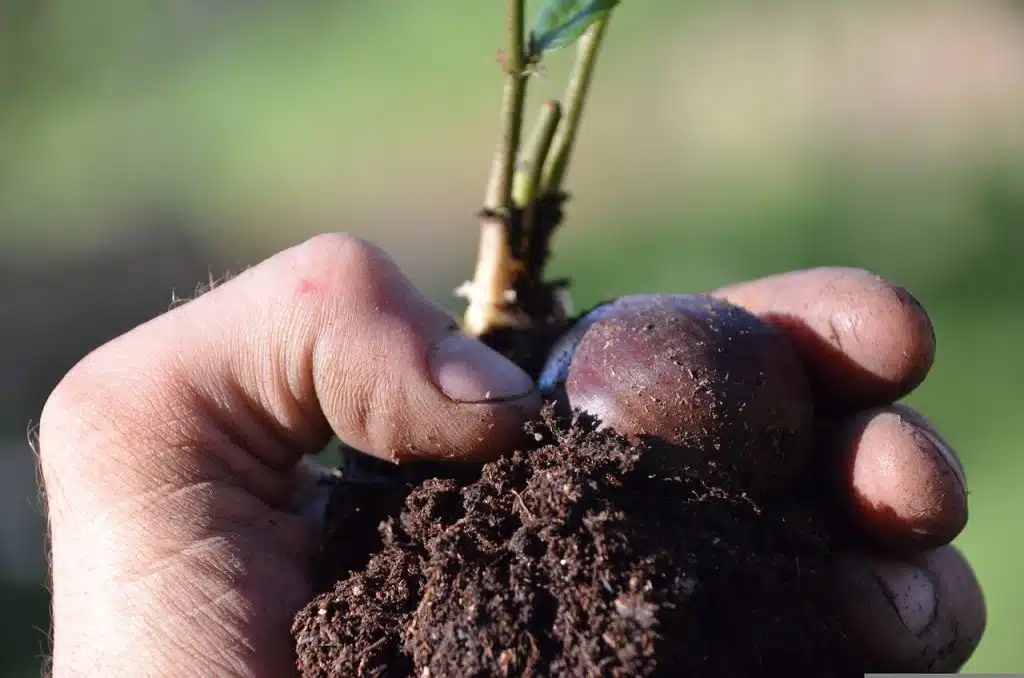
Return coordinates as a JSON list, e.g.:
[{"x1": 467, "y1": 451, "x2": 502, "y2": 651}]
[
  {"x1": 285, "y1": 234, "x2": 441, "y2": 336},
  {"x1": 38, "y1": 354, "x2": 105, "y2": 466},
  {"x1": 39, "y1": 343, "x2": 166, "y2": 465},
  {"x1": 297, "y1": 232, "x2": 393, "y2": 285}
]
